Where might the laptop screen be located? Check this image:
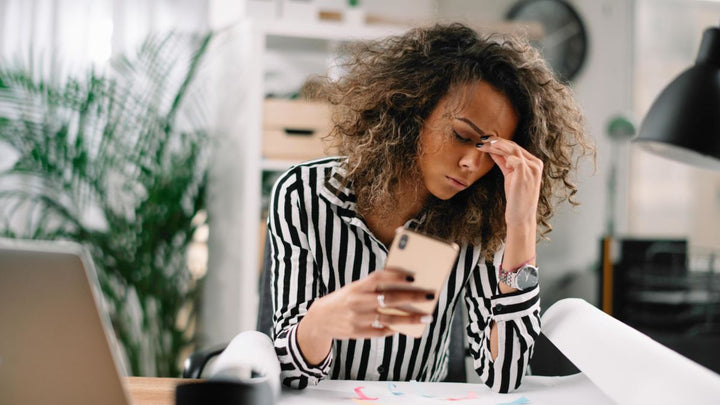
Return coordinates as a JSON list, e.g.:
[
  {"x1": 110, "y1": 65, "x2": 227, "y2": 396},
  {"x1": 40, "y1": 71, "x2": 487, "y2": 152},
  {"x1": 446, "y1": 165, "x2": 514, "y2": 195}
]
[{"x1": 0, "y1": 239, "x2": 131, "y2": 405}]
